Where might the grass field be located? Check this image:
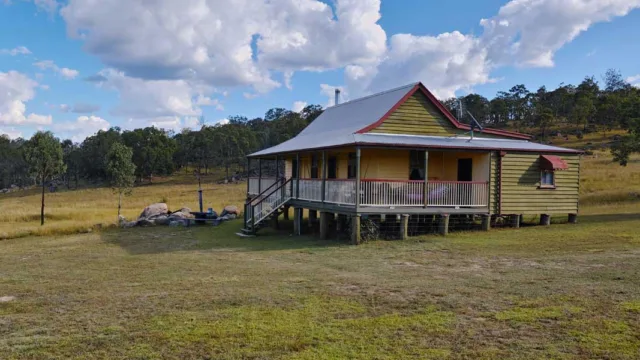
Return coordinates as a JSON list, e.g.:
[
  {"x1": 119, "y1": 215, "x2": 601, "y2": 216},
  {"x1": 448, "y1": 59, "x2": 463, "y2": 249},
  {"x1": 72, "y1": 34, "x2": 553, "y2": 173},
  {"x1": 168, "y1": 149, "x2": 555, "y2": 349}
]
[
  {"x1": 1, "y1": 150, "x2": 640, "y2": 358},
  {"x1": 0, "y1": 172, "x2": 246, "y2": 240}
]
